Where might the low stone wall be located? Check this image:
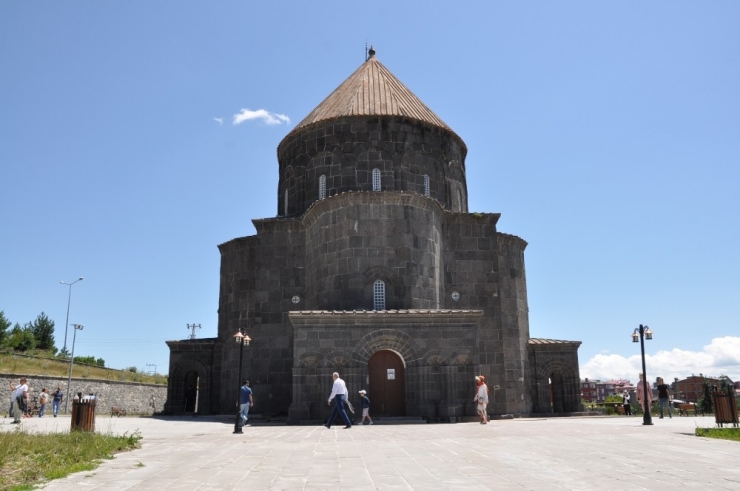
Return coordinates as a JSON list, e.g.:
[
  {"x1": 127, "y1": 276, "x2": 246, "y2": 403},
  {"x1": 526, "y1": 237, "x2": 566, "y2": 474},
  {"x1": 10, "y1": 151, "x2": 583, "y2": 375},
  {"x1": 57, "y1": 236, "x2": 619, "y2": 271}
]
[{"x1": 1, "y1": 374, "x2": 167, "y2": 415}]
